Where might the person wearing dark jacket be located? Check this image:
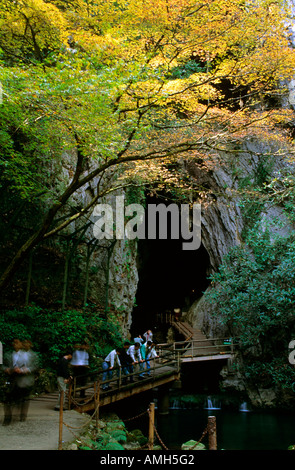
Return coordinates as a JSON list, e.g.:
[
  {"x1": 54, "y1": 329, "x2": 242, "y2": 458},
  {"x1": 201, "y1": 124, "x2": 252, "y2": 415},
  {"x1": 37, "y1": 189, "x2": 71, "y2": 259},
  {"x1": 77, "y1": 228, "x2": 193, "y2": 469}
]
[
  {"x1": 55, "y1": 352, "x2": 72, "y2": 411},
  {"x1": 118, "y1": 342, "x2": 134, "y2": 384}
]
